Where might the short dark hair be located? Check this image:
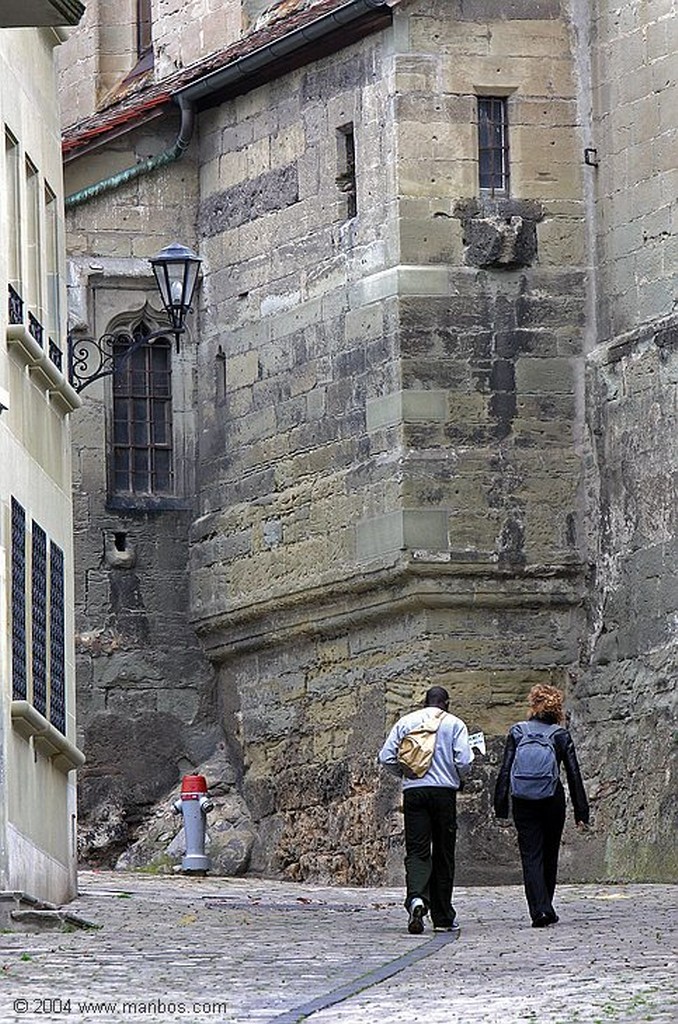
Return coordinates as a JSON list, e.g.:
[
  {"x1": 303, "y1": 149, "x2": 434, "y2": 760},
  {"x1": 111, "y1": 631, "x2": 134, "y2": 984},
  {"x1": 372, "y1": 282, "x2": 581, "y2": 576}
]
[{"x1": 425, "y1": 686, "x2": 449, "y2": 708}]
